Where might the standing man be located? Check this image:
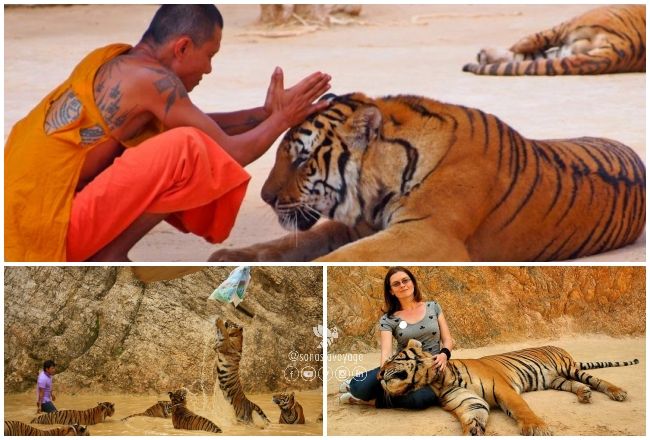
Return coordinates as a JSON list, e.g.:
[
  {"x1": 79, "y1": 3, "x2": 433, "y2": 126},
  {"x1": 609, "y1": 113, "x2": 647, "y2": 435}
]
[
  {"x1": 5, "y1": 5, "x2": 331, "y2": 262},
  {"x1": 36, "y1": 360, "x2": 57, "y2": 413}
]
